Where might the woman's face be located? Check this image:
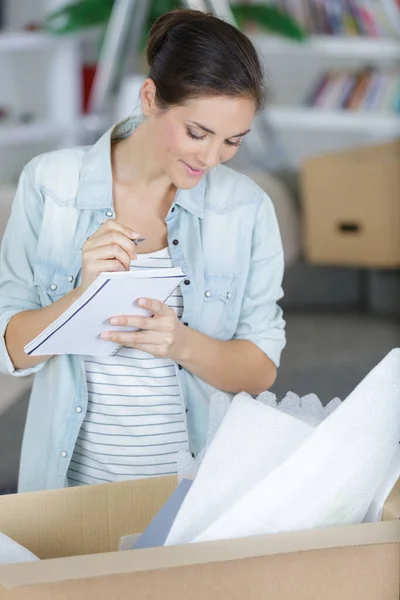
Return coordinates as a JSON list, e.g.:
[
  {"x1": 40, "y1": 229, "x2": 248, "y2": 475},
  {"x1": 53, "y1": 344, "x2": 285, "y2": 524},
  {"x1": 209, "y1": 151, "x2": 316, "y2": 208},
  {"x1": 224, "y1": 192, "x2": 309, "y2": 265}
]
[{"x1": 141, "y1": 79, "x2": 256, "y2": 189}]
